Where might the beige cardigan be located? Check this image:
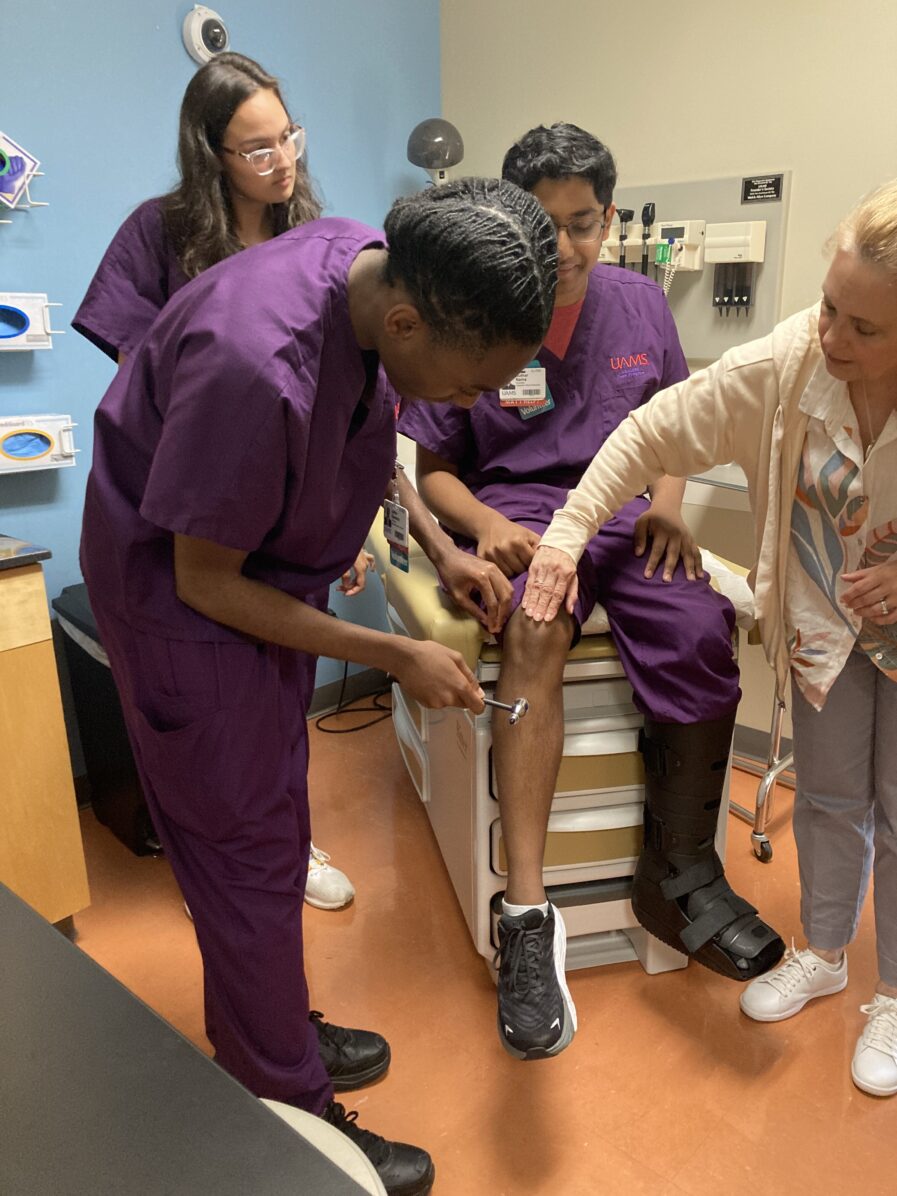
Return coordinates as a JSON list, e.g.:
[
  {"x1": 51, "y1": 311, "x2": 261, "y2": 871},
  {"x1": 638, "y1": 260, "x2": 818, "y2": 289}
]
[{"x1": 541, "y1": 304, "x2": 825, "y2": 696}]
